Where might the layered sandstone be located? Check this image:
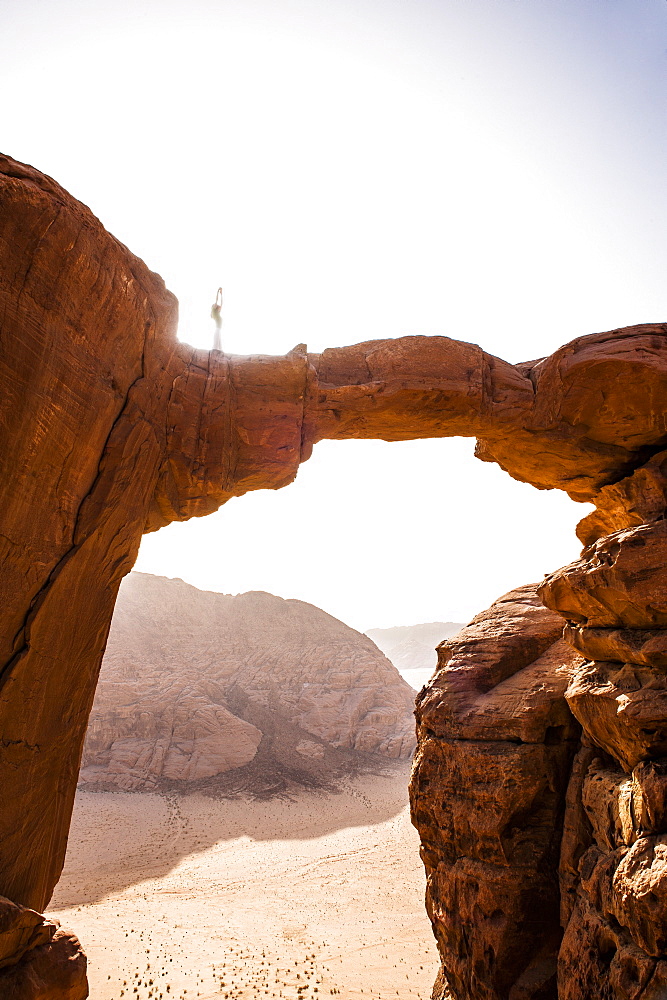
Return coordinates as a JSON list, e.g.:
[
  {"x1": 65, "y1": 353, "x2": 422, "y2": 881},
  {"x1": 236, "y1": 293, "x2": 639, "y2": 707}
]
[
  {"x1": 3, "y1": 153, "x2": 667, "y2": 998},
  {"x1": 411, "y1": 439, "x2": 667, "y2": 1000},
  {"x1": 411, "y1": 586, "x2": 583, "y2": 1000},
  {"x1": 80, "y1": 572, "x2": 415, "y2": 791},
  {"x1": 537, "y1": 449, "x2": 667, "y2": 1000}
]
